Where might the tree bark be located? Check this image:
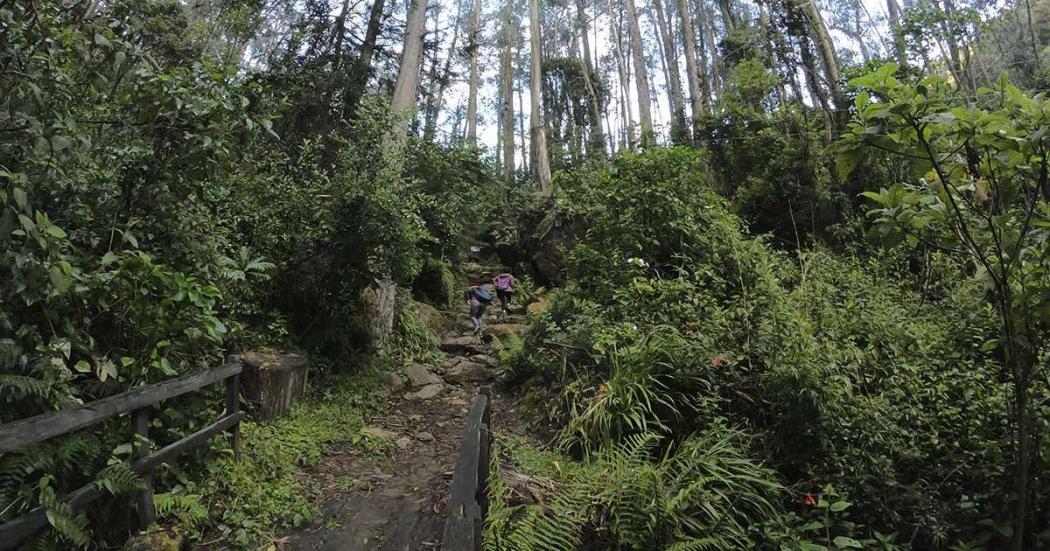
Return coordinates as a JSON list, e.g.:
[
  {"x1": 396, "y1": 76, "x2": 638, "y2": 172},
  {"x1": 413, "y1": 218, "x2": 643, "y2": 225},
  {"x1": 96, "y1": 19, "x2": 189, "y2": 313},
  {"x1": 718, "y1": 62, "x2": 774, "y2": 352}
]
[
  {"x1": 652, "y1": 0, "x2": 687, "y2": 143},
  {"x1": 678, "y1": 0, "x2": 707, "y2": 139},
  {"x1": 886, "y1": 0, "x2": 908, "y2": 67},
  {"x1": 609, "y1": 0, "x2": 636, "y2": 149},
  {"x1": 390, "y1": 0, "x2": 429, "y2": 136},
  {"x1": 500, "y1": 0, "x2": 516, "y2": 184},
  {"x1": 625, "y1": 0, "x2": 655, "y2": 147},
  {"x1": 424, "y1": 1, "x2": 463, "y2": 141},
  {"x1": 716, "y1": 0, "x2": 736, "y2": 30},
  {"x1": 796, "y1": 0, "x2": 844, "y2": 111},
  {"x1": 528, "y1": 0, "x2": 552, "y2": 192},
  {"x1": 575, "y1": 0, "x2": 607, "y2": 156},
  {"x1": 344, "y1": 0, "x2": 389, "y2": 120},
  {"x1": 698, "y1": 0, "x2": 722, "y2": 97},
  {"x1": 465, "y1": 0, "x2": 483, "y2": 142}
]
